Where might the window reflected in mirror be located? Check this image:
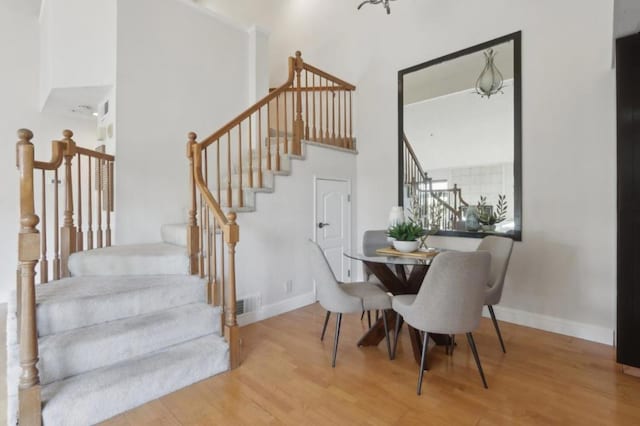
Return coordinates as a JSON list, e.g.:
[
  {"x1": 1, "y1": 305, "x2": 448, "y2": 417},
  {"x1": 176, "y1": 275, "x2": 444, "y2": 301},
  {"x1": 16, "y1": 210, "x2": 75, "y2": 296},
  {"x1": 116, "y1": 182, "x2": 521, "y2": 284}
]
[{"x1": 399, "y1": 32, "x2": 522, "y2": 240}]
